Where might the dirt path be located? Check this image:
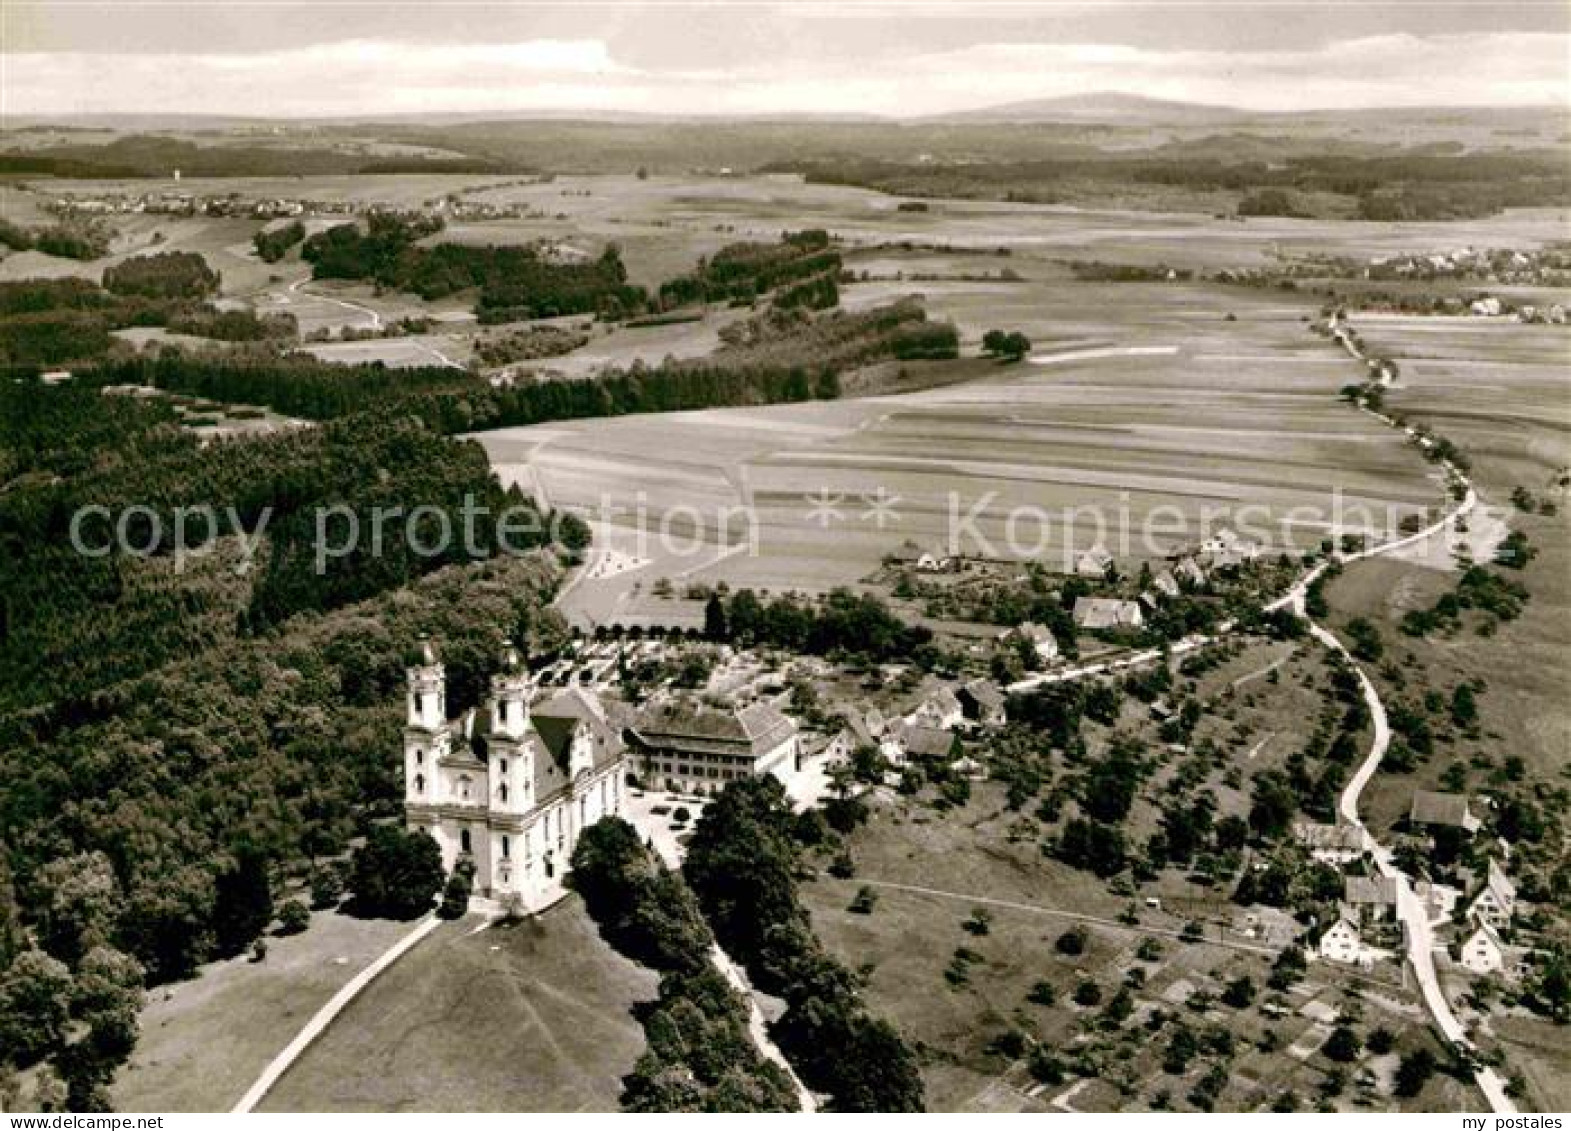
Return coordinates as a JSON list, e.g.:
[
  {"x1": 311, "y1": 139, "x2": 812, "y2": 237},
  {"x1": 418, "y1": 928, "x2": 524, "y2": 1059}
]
[
  {"x1": 634, "y1": 802, "x2": 817, "y2": 1112},
  {"x1": 1303, "y1": 312, "x2": 1514, "y2": 1115},
  {"x1": 231, "y1": 915, "x2": 442, "y2": 1113}
]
